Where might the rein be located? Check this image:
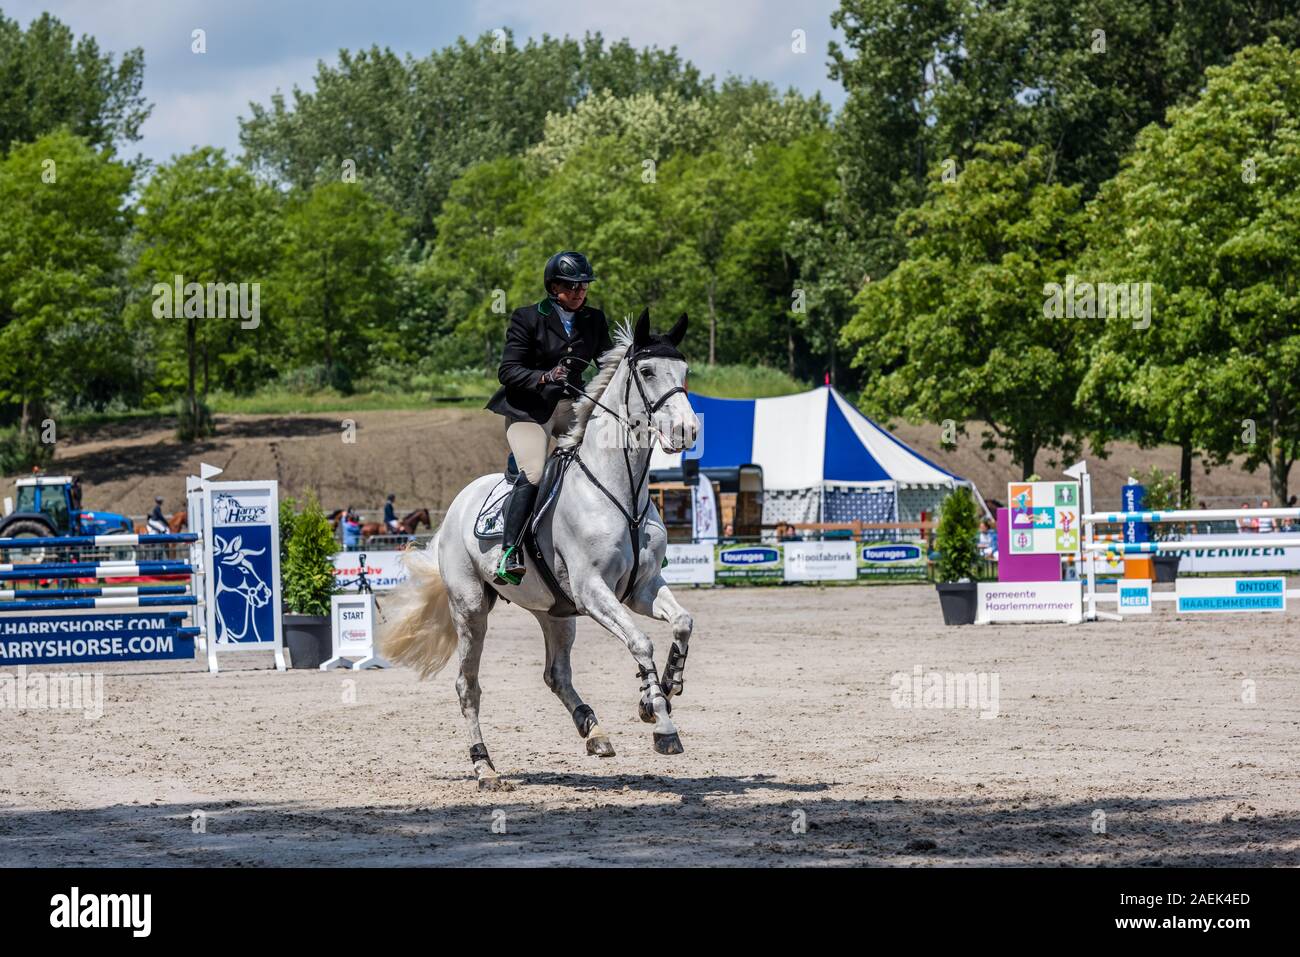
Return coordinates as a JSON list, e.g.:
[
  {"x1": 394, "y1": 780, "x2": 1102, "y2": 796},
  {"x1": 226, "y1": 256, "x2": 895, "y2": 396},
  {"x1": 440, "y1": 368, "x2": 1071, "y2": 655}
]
[{"x1": 561, "y1": 349, "x2": 687, "y2": 603}]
